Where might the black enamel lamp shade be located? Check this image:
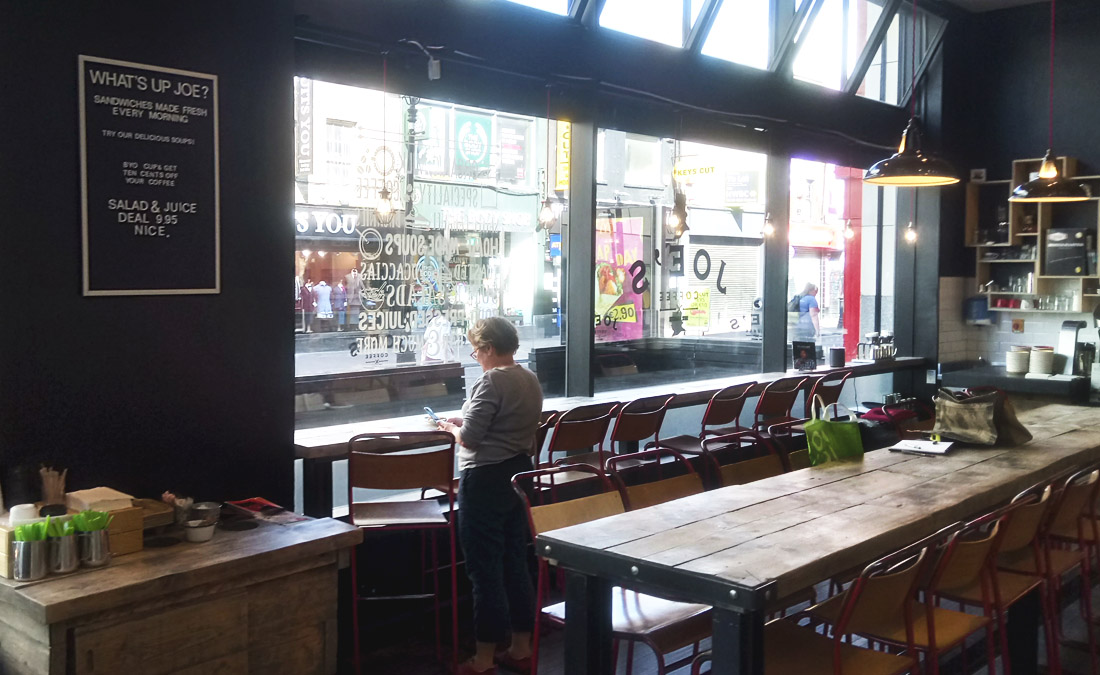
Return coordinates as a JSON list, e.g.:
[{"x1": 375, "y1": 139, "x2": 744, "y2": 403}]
[
  {"x1": 864, "y1": 118, "x2": 959, "y2": 187},
  {"x1": 1010, "y1": 150, "x2": 1090, "y2": 202}
]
